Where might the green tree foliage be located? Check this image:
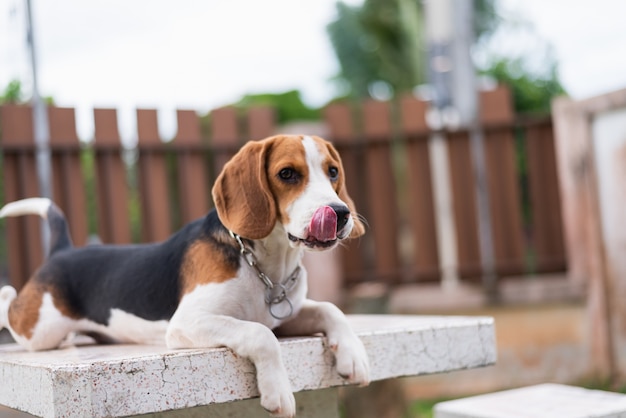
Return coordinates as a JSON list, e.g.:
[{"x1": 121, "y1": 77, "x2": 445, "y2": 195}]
[
  {"x1": 234, "y1": 90, "x2": 320, "y2": 124},
  {"x1": 327, "y1": 0, "x2": 424, "y2": 99},
  {"x1": 0, "y1": 79, "x2": 54, "y2": 106},
  {"x1": 481, "y1": 58, "x2": 565, "y2": 114},
  {"x1": 474, "y1": 0, "x2": 501, "y2": 42},
  {"x1": 200, "y1": 89, "x2": 320, "y2": 138},
  {"x1": 327, "y1": 0, "x2": 565, "y2": 114},
  {"x1": 0, "y1": 80, "x2": 23, "y2": 104}
]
